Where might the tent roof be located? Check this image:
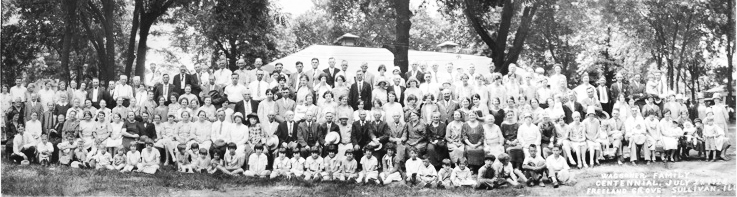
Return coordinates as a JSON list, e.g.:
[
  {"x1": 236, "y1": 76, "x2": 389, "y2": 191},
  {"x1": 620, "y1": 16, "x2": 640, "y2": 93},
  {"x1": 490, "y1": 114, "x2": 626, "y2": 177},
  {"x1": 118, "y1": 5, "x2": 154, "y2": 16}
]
[{"x1": 264, "y1": 44, "x2": 492, "y2": 74}]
